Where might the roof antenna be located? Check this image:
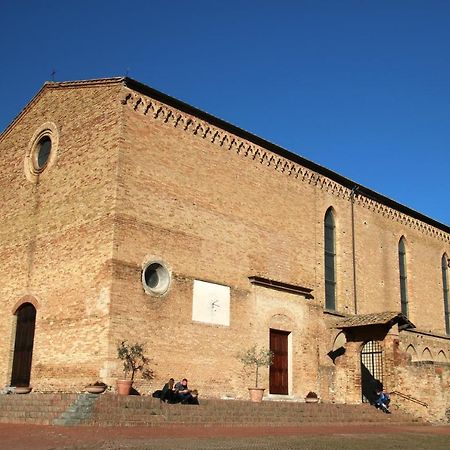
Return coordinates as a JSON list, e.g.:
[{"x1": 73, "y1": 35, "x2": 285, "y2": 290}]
[{"x1": 50, "y1": 69, "x2": 56, "y2": 82}]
